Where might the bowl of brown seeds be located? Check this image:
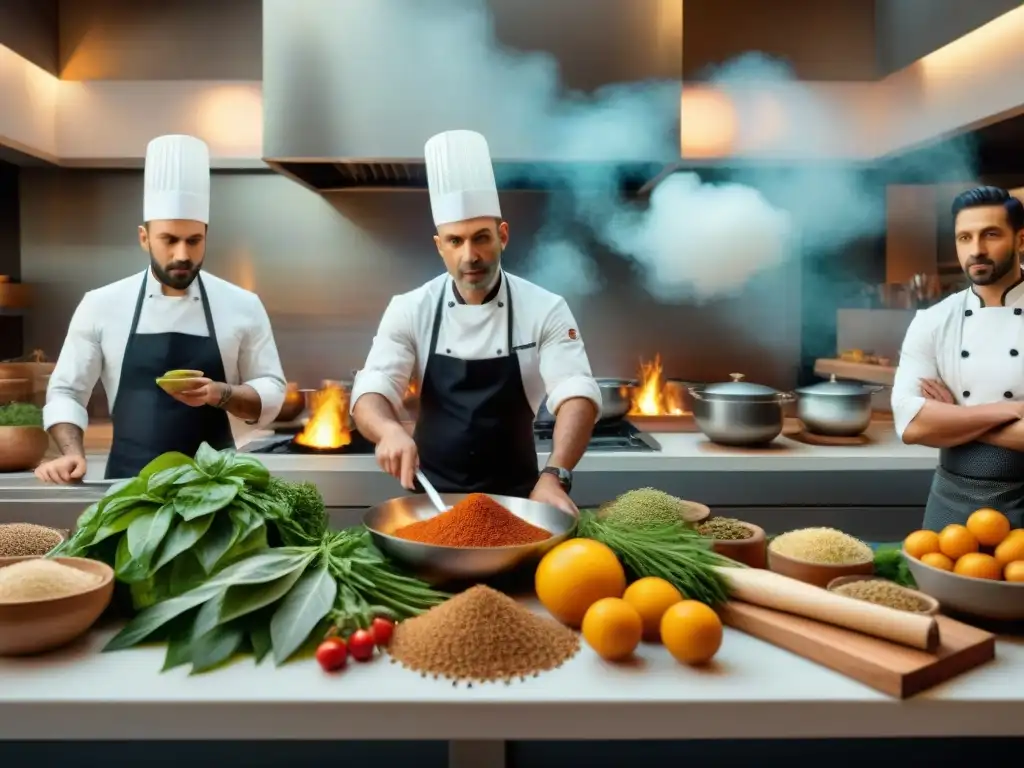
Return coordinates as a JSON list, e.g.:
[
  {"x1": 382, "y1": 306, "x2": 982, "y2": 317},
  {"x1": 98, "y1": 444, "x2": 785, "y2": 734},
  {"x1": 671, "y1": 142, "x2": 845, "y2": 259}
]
[
  {"x1": 697, "y1": 517, "x2": 767, "y2": 569},
  {"x1": 827, "y1": 575, "x2": 939, "y2": 615},
  {"x1": 0, "y1": 523, "x2": 66, "y2": 557}
]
